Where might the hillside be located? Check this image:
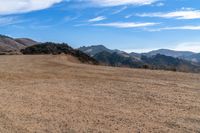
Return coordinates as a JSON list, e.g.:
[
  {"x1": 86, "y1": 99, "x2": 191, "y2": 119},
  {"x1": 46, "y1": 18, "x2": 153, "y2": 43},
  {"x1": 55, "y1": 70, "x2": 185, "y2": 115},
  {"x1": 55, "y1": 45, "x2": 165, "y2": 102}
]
[
  {"x1": 141, "y1": 54, "x2": 200, "y2": 72},
  {"x1": 0, "y1": 55, "x2": 200, "y2": 132},
  {"x1": 184, "y1": 53, "x2": 200, "y2": 63},
  {"x1": 80, "y1": 45, "x2": 200, "y2": 73},
  {"x1": 0, "y1": 35, "x2": 37, "y2": 54},
  {"x1": 21, "y1": 42, "x2": 98, "y2": 64},
  {"x1": 94, "y1": 51, "x2": 144, "y2": 68}
]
